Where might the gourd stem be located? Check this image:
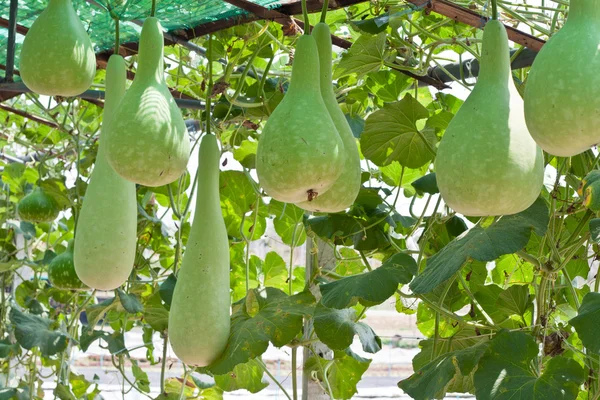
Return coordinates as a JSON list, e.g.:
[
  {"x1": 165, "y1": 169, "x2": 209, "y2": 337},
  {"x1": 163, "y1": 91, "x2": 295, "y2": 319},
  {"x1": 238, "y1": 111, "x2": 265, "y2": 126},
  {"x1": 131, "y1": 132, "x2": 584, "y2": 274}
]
[
  {"x1": 491, "y1": 0, "x2": 498, "y2": 20},
  {"x1": 319, "y1": 0, "x2": 329, "y2": 22},
  {"x1": 206, "y1": 34, "x2": 213, "y2": 136},
  {"x1": 301, "y1": 0, "x2": 310, "y2": 35},
  {"x1": 150, "y1": 0, "x2": 156, "y2": 17},
  {"x1": 114, "y1": 17, "x2": 120, "y2": 56}
]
